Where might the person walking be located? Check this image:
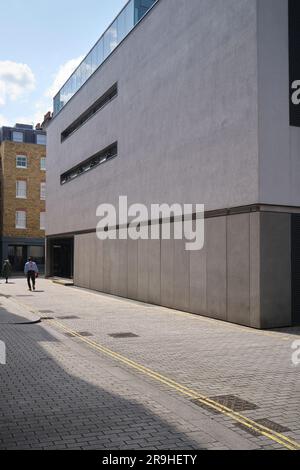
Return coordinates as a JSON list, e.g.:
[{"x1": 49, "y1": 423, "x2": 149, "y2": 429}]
[
  {"x1": 24, "y1": 257, "x2": 39, "y2": 291},
  {"x1": 2, "y1": 259, "x2": 12, "y2": 284}
]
